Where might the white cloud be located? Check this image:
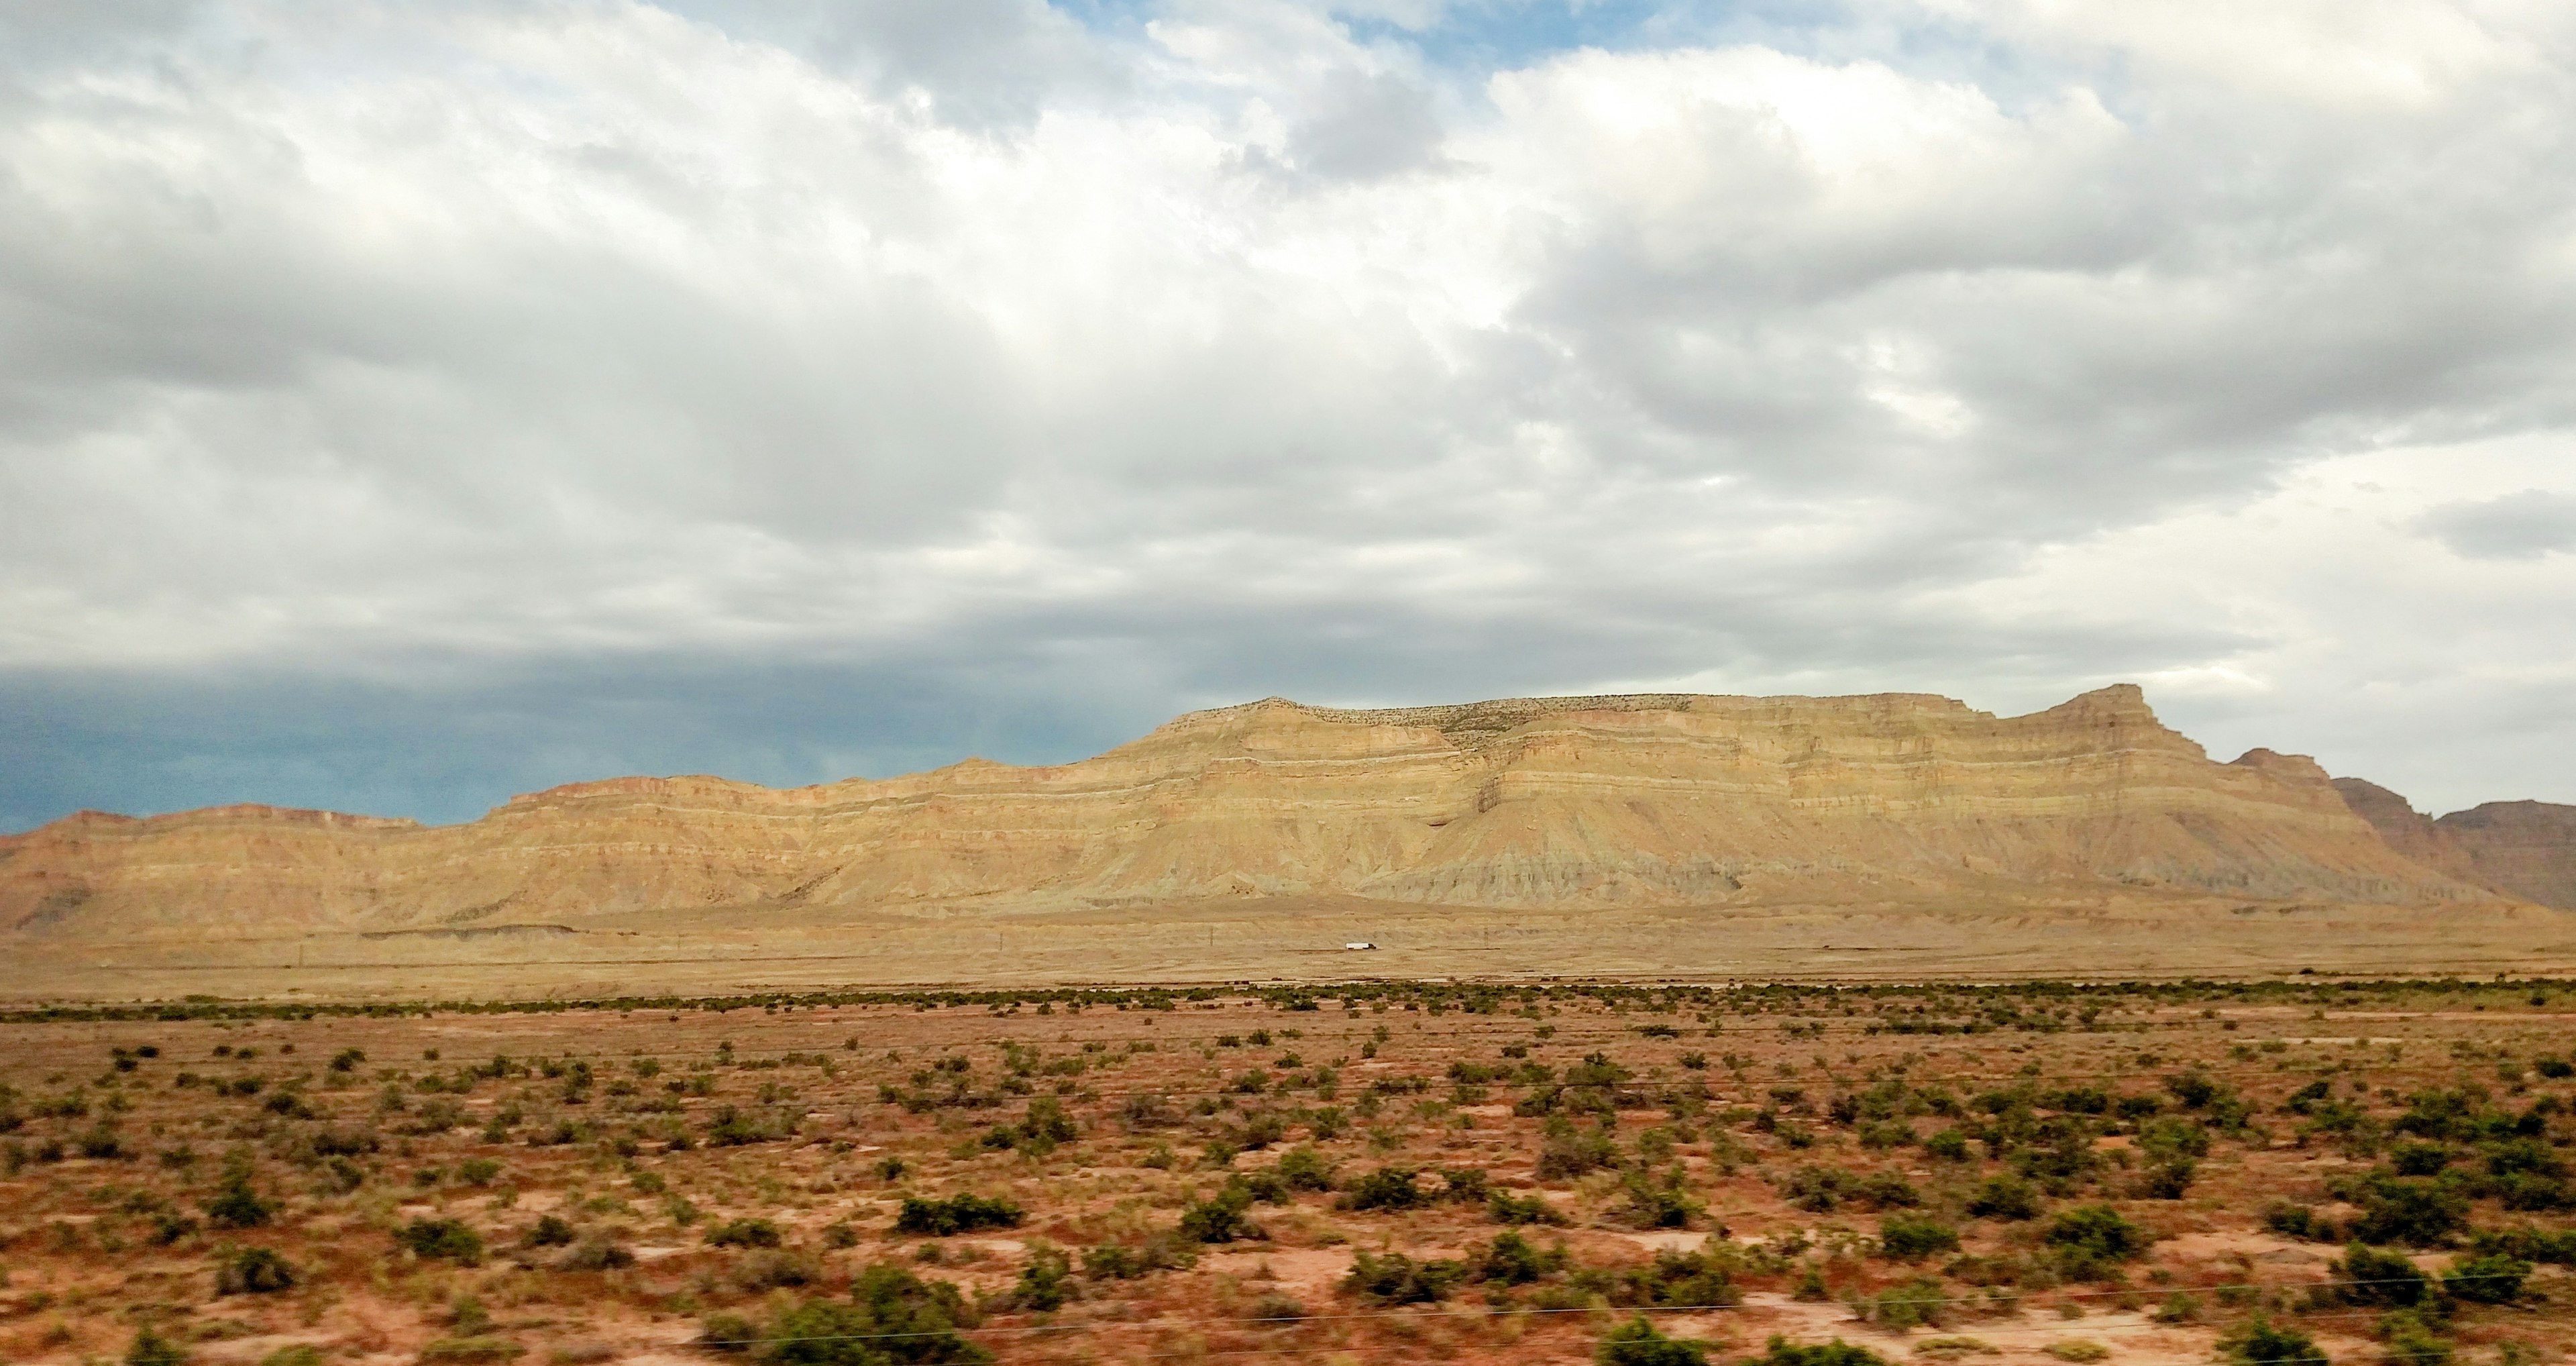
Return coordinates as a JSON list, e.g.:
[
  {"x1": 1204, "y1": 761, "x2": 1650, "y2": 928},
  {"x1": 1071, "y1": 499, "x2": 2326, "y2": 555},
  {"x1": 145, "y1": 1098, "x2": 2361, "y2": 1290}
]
[{"x1": 0, "y1": 0, "x2": 2573, "y2": 824}]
